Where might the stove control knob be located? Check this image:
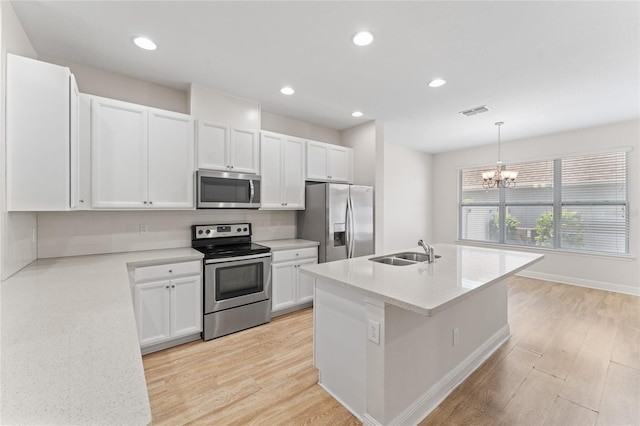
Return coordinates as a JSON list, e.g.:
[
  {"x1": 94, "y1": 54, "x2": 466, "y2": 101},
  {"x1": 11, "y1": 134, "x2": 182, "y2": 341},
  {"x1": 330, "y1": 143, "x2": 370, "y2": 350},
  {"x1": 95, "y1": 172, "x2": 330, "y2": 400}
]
[
  {"x1": 198, "y1": 230, "x2": 203, "y2": 235},
  {"x1": 243, "y1": 227, "x2": 248, "y2": 232},
  {"x1": 205, "y1": 229, "x2": 211, "y2": 235},
  {"x1": 236, "y1": 228, "x2": 241, "y2": 232}
]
